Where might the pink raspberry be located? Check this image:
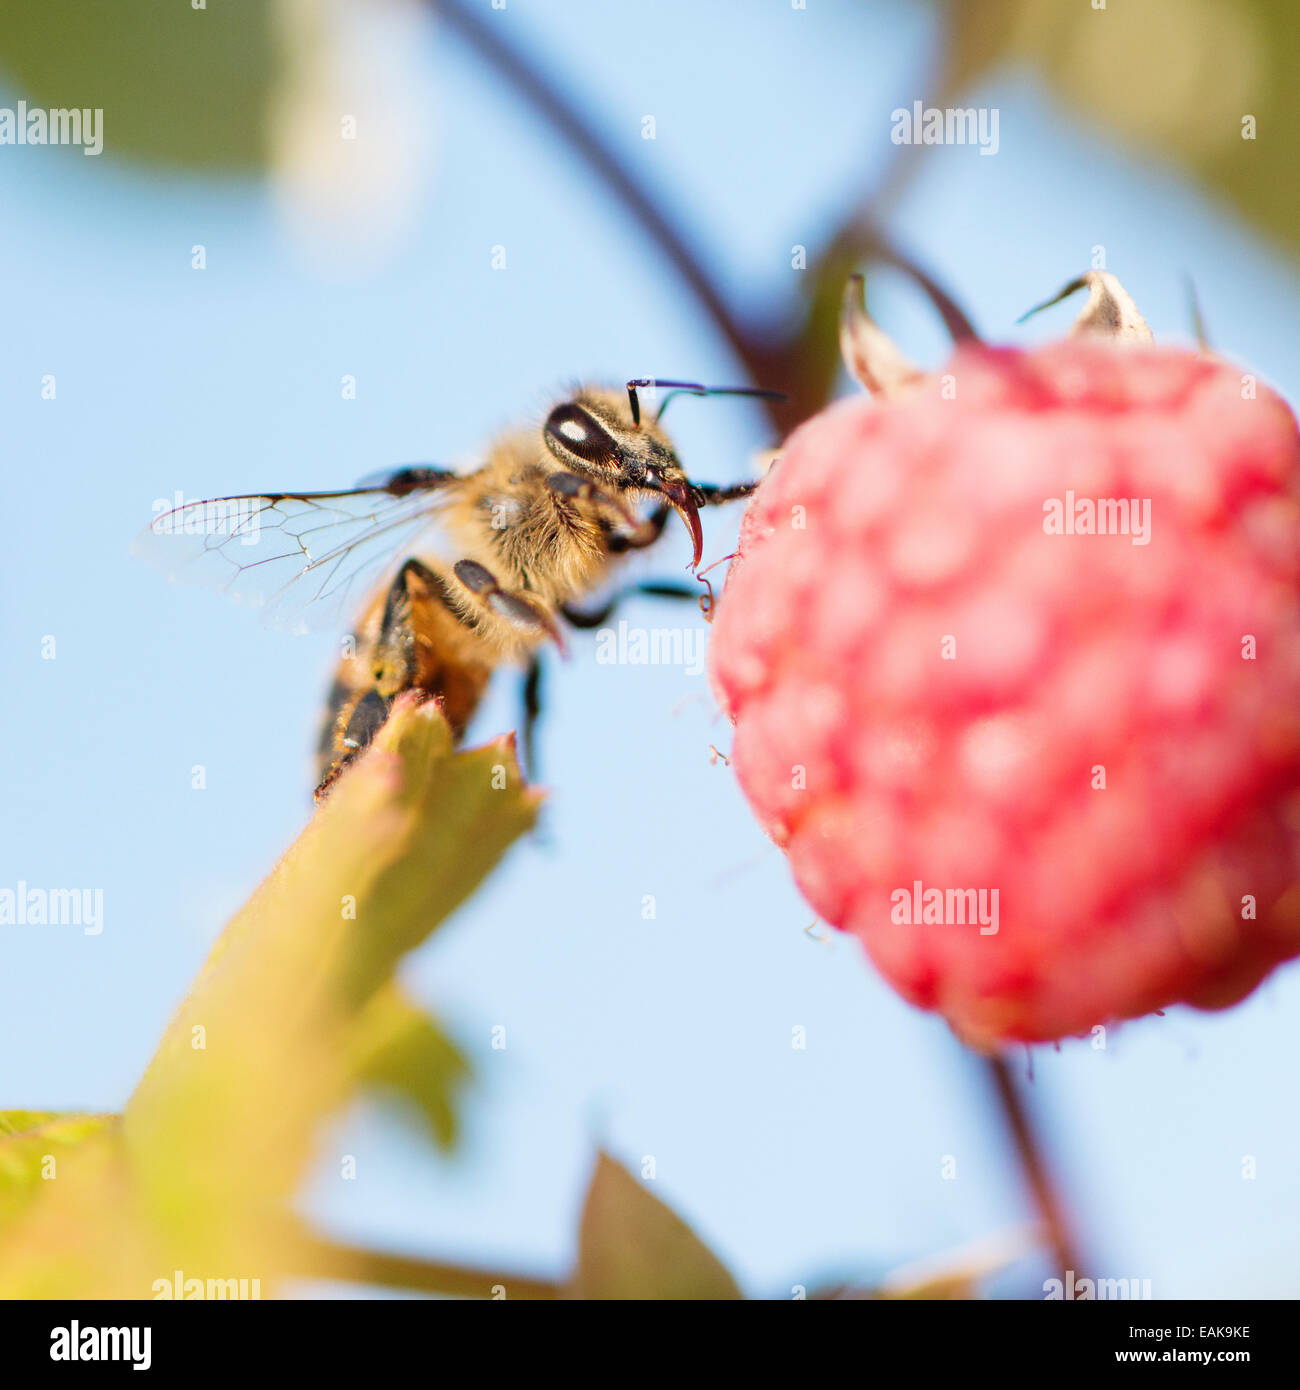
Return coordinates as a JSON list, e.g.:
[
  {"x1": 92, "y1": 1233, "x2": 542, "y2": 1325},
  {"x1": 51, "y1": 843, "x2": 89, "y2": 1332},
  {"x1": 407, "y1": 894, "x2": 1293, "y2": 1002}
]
[{"x1": 710, "y1": 289, "x2": 1300, "y2": 1047}]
